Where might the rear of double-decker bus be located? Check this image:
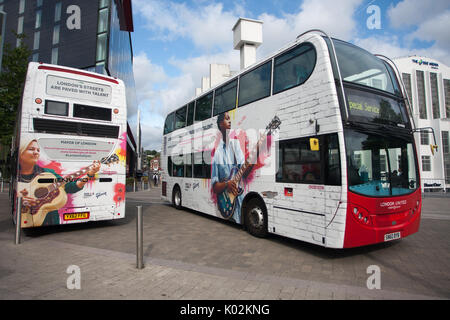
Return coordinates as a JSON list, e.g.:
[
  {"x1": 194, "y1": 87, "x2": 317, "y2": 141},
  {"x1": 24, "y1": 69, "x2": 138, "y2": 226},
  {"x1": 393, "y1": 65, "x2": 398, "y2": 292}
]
[
  {"x1": 11, "y1": 62, "x2": 127, "y2": 228},
  {"x1": 327, "y1": 40, "x2": 421, "y2": 248}
]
